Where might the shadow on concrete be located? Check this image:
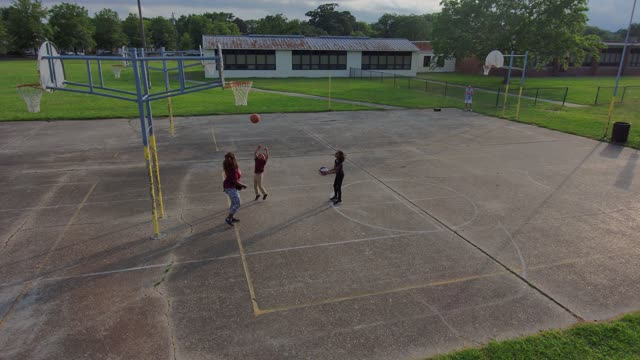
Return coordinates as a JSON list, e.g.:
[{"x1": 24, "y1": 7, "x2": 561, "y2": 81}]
[
  {"x1": 614, "y1": 152, "x2": 639, "y2": 190},
  {"x1": 599, "y1": 143, "x2": 624, "y2": 159}
]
